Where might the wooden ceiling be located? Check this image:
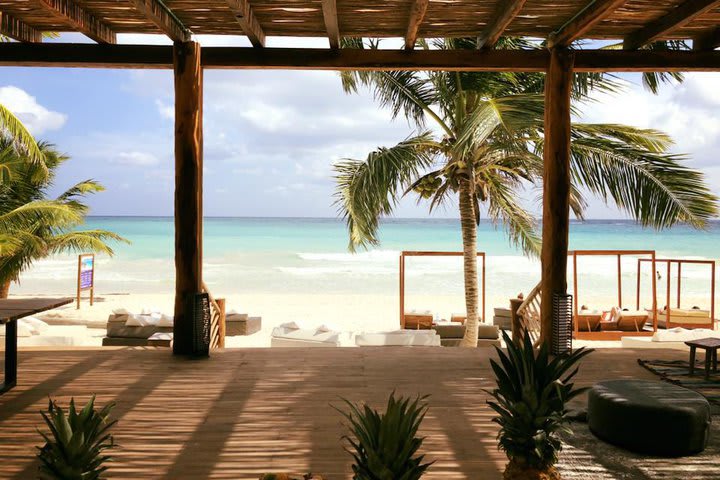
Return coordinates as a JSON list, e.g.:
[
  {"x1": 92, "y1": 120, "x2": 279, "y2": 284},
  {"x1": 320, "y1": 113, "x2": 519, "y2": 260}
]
[{"x1": 0, "y1": 0, "x2": 719, "y2": 50}]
